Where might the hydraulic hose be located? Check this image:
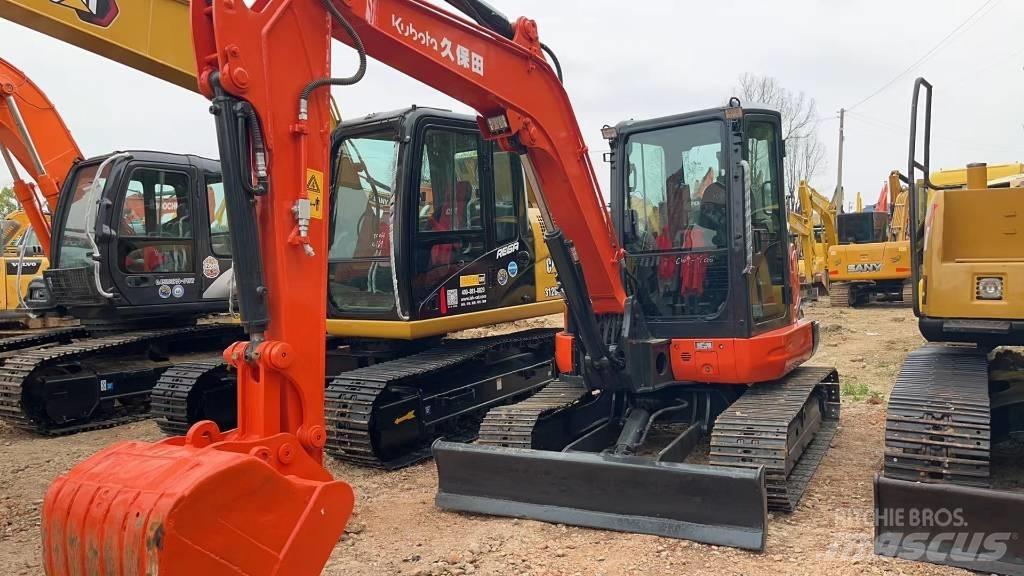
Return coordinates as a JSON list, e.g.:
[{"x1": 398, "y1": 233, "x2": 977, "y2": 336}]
[
  {"x1": 540, "y1": 43, "x2": 563, "y2": 82},
  {"x1": 299, "y1": 0, "x2": 368, "y2": 120}
]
